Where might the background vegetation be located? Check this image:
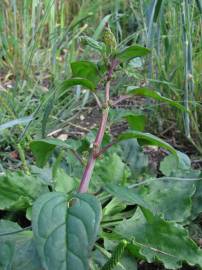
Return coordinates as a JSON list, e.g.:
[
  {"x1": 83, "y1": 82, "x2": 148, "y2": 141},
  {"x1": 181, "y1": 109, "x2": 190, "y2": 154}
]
[{"x1": 0, "y1": 0, "x2": 202, "y2": 269}]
